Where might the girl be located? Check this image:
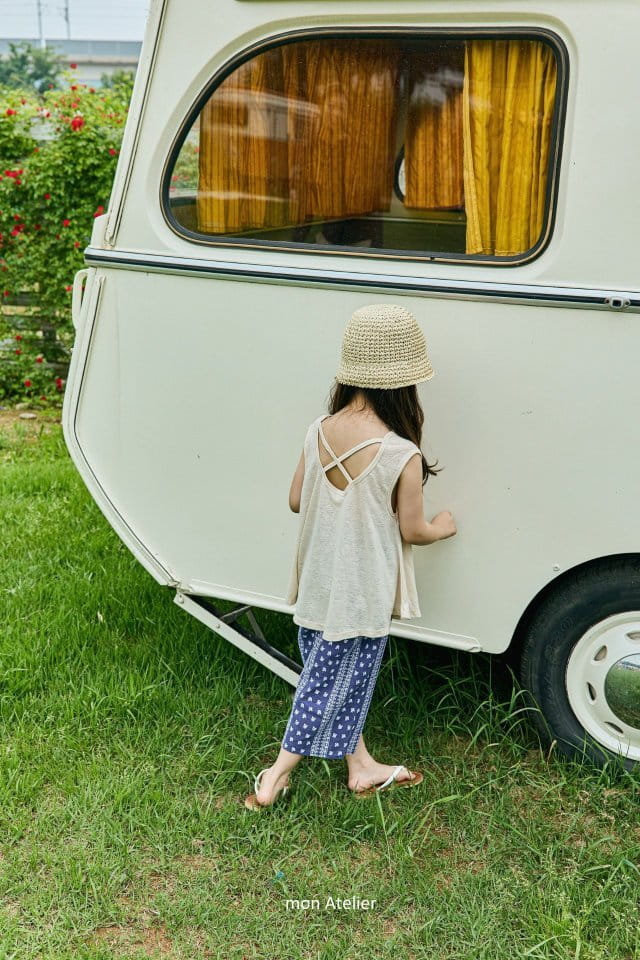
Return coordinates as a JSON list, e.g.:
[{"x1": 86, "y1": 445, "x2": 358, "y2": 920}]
[{"x1": 245, "y1": 303, "x2": 456, "y2": 810}]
